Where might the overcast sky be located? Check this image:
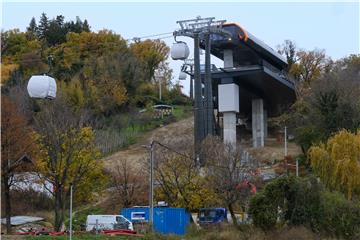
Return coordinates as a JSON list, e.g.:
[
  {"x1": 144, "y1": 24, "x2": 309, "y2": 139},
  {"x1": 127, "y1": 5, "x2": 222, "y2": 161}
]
[{"x1": 2, "y1": 1, "x2": 359, "y2": 95}]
